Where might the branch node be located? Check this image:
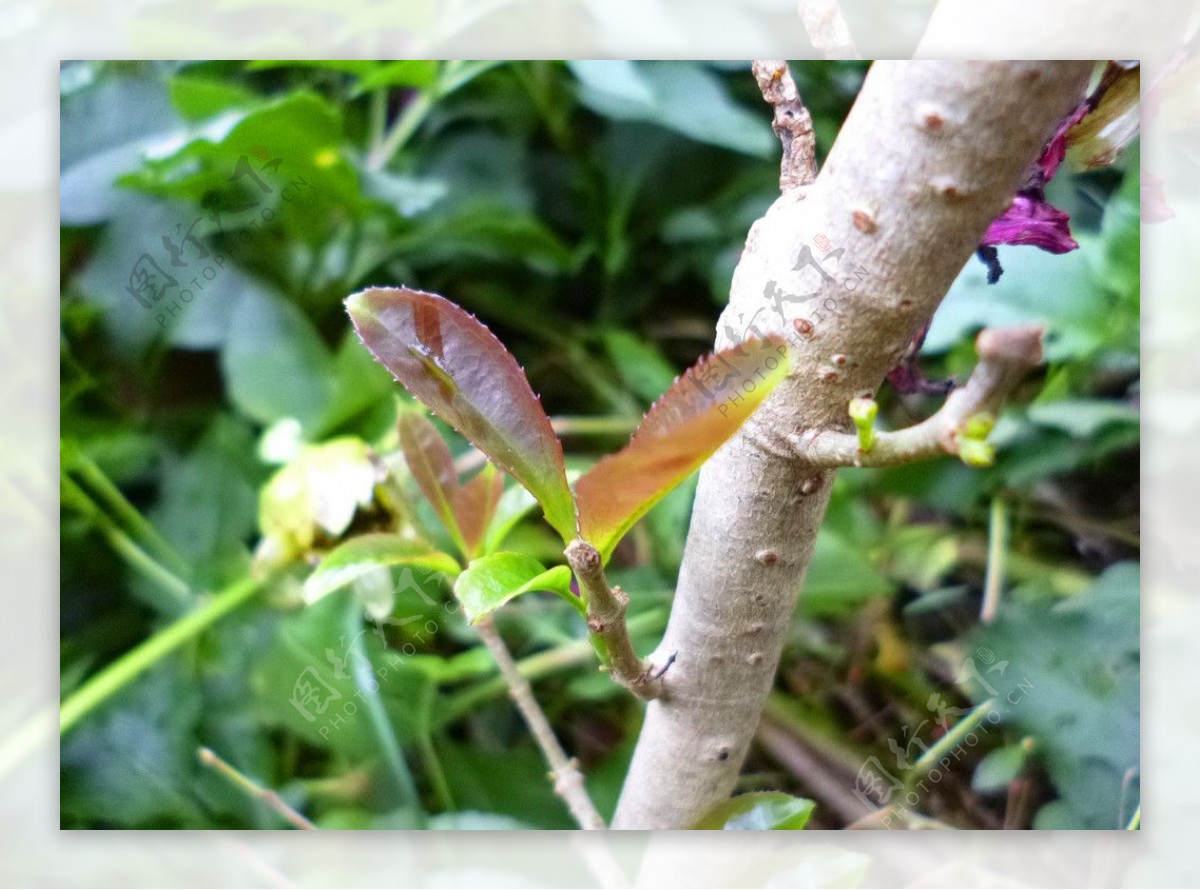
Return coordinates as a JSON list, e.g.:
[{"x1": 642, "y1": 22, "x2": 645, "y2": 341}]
[
  {"x1": 789, "y1": 324, "x2": 1045, "y2": 470},
  {"x1": 567, "y1": 540, "x2": 664, "y2": 701}
]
